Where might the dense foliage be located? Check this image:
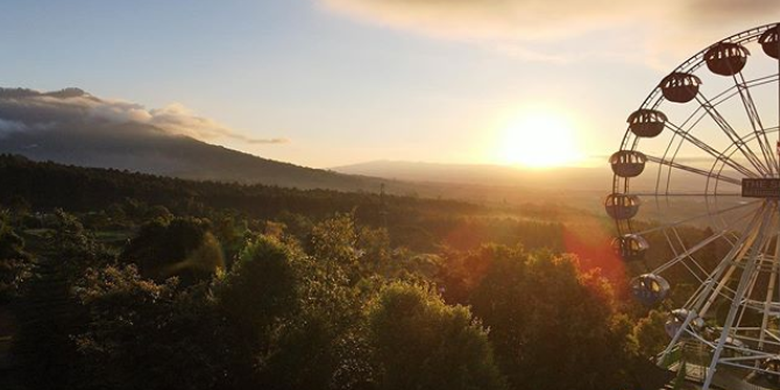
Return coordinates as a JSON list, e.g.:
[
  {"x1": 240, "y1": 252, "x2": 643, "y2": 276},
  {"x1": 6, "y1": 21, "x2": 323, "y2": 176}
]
[{"x1": 0, "y1": 156, "x2": 703, "y2": 389}]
